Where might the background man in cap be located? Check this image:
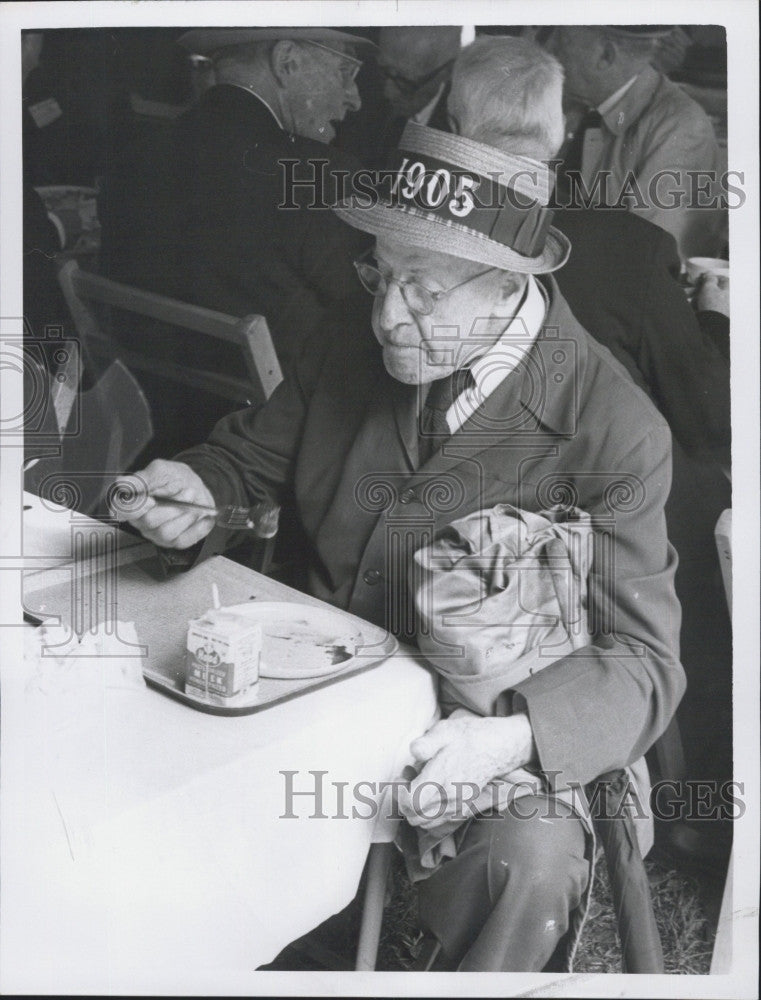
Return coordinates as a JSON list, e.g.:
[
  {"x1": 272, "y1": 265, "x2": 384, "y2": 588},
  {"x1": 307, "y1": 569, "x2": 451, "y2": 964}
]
[
  {"x1": 100, "y1": 28, "x2": 373, "y2": 390},
  {"x1": 548, "y1": 25, "x2": 723, "y2": 258},
  {"x1": 117, "y1": 116, "x2": 684, "y2": 970}
]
